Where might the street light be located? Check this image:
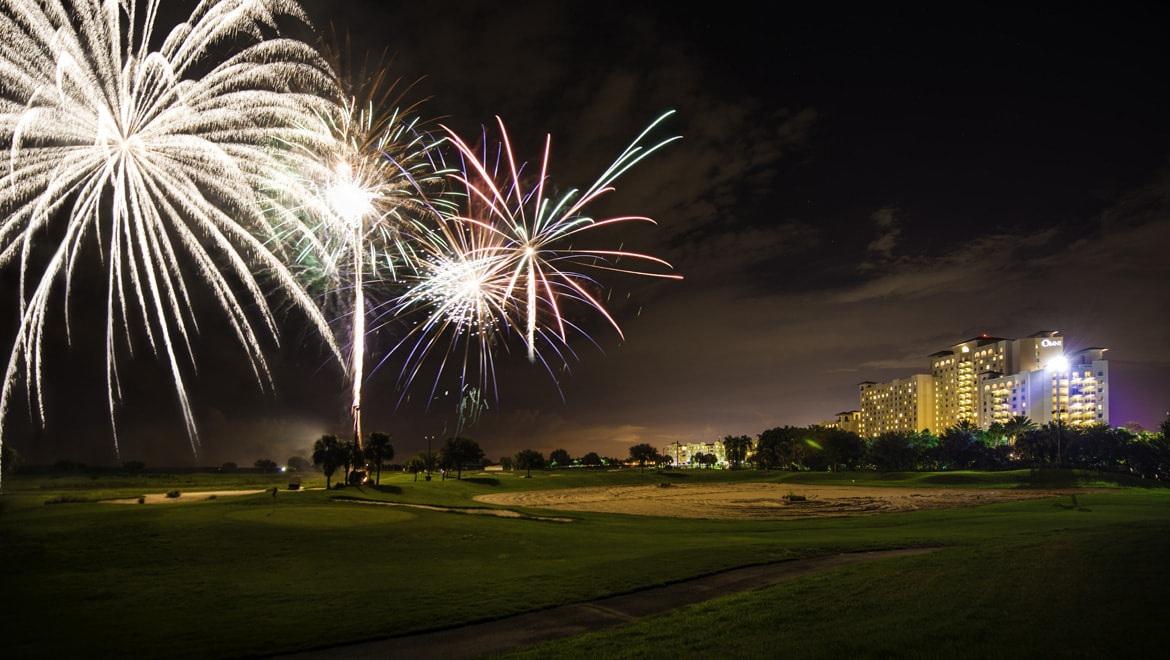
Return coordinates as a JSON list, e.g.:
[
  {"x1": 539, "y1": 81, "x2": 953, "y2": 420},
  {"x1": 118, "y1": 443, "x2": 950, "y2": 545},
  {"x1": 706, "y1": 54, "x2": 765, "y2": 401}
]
[
  {"x1": 1047, "y1": 355, "x2": 1069, "y2": 467},
  {"x1": 426, "y1": 435, "x2": 434, "y2": 476}
]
